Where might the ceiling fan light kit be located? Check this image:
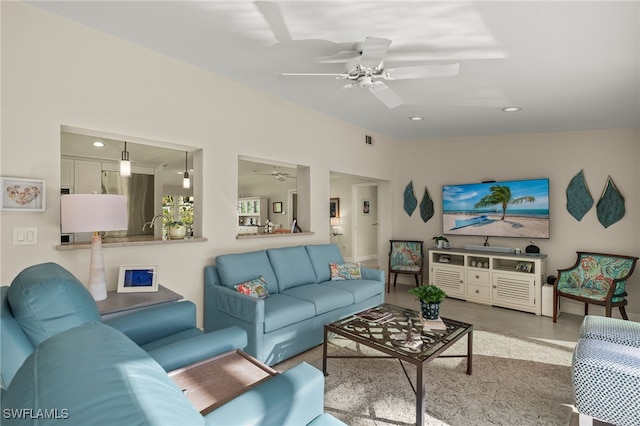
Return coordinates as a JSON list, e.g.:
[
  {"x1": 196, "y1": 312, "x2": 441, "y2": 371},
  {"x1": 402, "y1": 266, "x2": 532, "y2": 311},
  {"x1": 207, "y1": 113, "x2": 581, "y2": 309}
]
[{"x1": 282, "y1": 36, "x2": 460, "y2": 109}]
